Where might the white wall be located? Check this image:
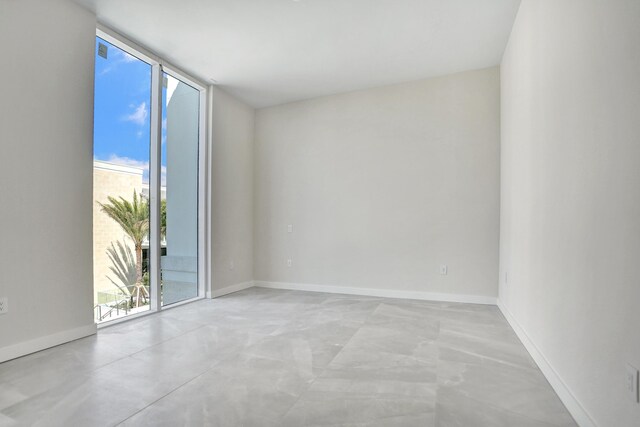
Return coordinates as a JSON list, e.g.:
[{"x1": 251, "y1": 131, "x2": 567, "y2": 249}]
[
  {"x1": 499, "y1": 1, "x2": 640, "y2": 425},
  {"x1": 0, "y1": 0, "x2": 97, "y2": 360},
  {"x1": 255, "y1": 68, "x2": 500, "y2": 300},
  {"x1": 211, "y1": 87, "x2": 255, "y2": 293}
]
